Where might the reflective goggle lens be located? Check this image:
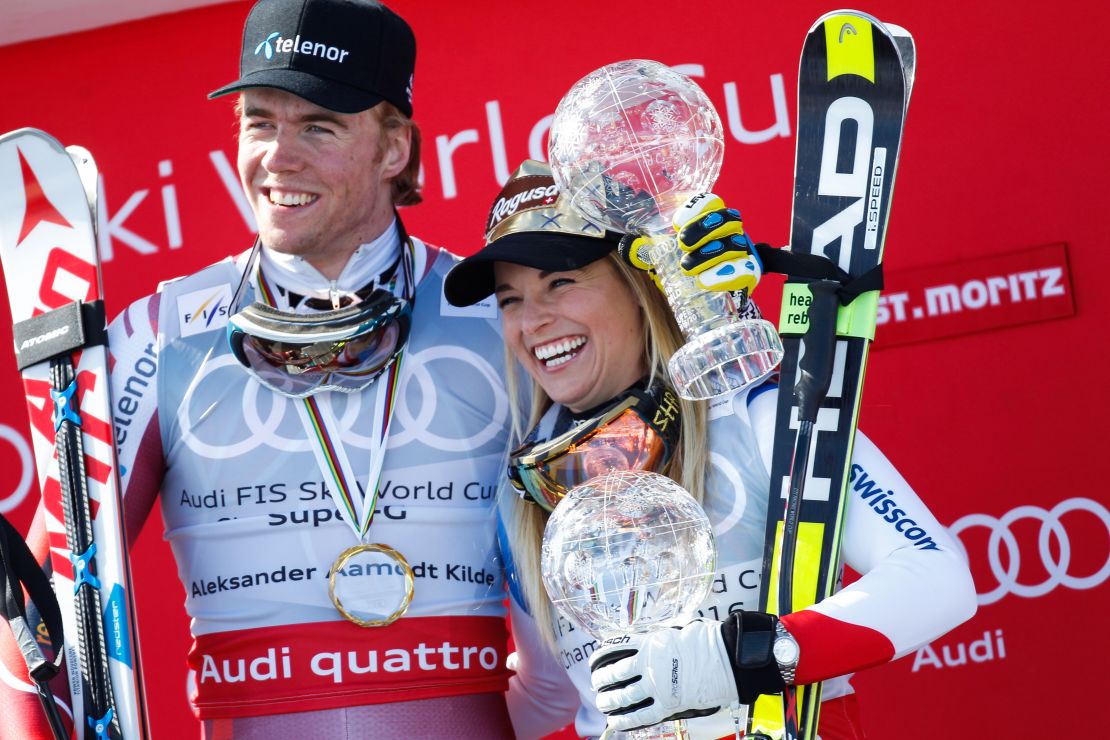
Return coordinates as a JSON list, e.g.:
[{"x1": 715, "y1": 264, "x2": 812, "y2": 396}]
[
  {"x1": 229, "y1": 299, "x2": 410, "y2": 397},
  {"x1": 510, "y1": 409, "x2": 668, "y2": 511},
  {"x1": 243, "y1": 321, "x2": 400, "y2": 376}
]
